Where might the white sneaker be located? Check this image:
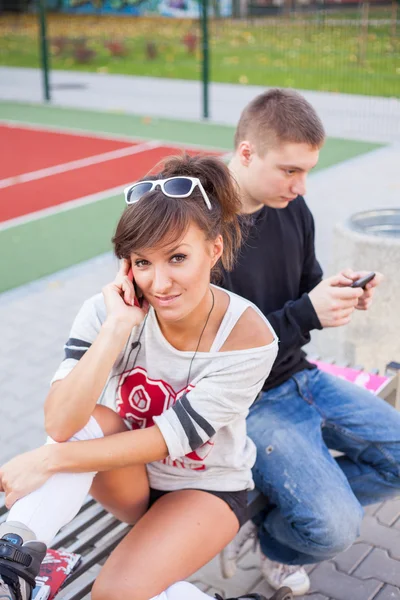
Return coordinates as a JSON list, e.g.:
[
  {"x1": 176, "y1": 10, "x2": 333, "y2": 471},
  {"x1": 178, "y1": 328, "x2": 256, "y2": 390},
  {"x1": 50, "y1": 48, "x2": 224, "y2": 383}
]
[
  {"x1": 260, "y1": 556, "x2": 310, "y2": 597},
  {"x1": 220, "y1": 521, "x2": 258, "y2": 578}
]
